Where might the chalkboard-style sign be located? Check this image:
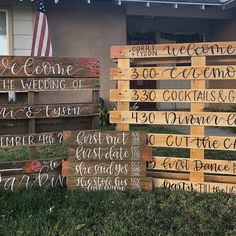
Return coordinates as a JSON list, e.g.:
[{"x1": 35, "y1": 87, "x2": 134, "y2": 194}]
[{"x1": 62, "y1": 130, "x2": 152, "y2": 191}]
